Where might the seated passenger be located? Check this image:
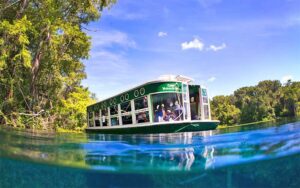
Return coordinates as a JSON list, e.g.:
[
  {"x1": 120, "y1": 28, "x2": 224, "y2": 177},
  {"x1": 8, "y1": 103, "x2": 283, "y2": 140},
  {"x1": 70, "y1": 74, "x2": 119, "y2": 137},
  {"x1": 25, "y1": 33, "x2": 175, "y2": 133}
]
[
  {"x1": 165, "y1": 110, "x2": 176, "y2": 121},
  {"x1": 137, "y1": 112, "x2": 148, "y2": 123},
  {"x1": 102, "y1": 116, "x2": 107, "y2": 126},
  {"x1": 154, "y1": 105, "x2": 161, "y2": 122},
  {"x1": 164, "y1": 102, "x2": 176, "y2": 121}
]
